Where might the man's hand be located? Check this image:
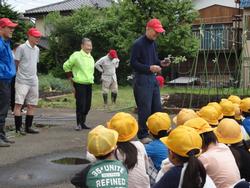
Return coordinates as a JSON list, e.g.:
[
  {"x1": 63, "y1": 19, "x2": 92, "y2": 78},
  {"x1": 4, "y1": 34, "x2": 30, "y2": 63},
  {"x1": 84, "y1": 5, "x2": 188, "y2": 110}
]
[
  {"x1": 150, "y1": 65, "x2": 162, "y2": 73},
  {"x1": 160, "y1": 58, "x2": 171, "y2": 67}
]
